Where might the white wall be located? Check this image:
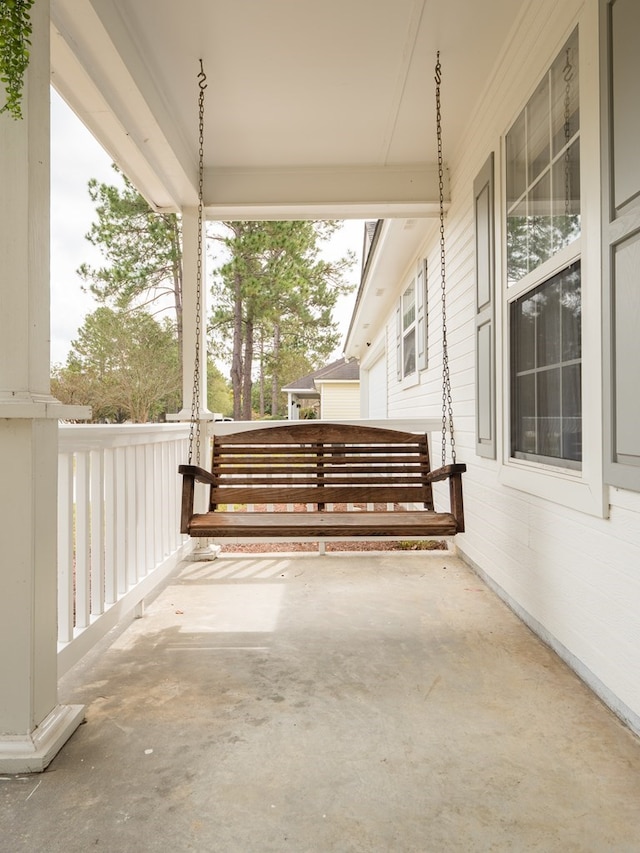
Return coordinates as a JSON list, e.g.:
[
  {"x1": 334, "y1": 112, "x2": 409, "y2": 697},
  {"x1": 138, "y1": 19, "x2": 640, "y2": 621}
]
[
  {"x1": 379, "y1": 0, "x2": 640, "y2": 732},
  {"x1": 362, "y1": 351, "x2": 388, "y2": 418}
]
